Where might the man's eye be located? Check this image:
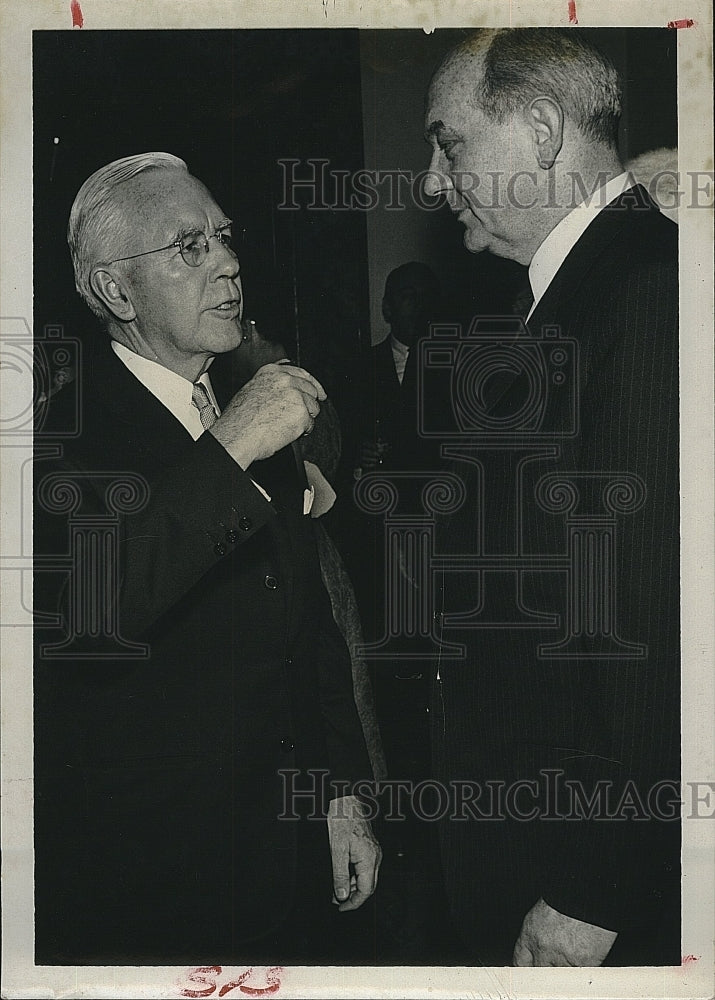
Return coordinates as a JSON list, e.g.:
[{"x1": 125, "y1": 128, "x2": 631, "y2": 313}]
[
  {"x1": 181, "y1": 233, "x2": 205, "y2": 253},
  {"x1": 216, "y1": 230, "x2": 233, "y2": 248}
]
